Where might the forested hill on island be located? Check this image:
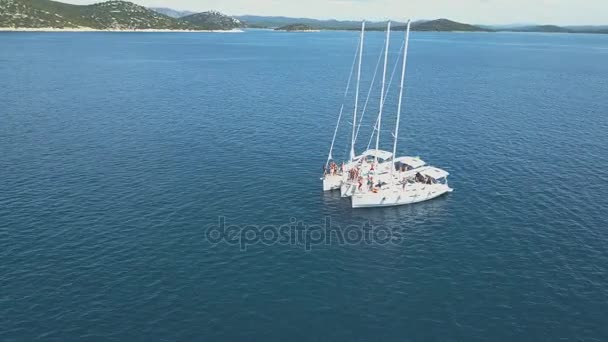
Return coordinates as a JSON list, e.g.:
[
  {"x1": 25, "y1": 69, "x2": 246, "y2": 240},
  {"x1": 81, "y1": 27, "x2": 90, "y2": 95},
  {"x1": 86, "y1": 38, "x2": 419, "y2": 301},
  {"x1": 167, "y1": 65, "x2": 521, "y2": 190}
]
[
  {"x1": 0, "y1": 0, "x2": 242, "y2": 30},
  {"x1": 275, "y1": 24, "x2": 318, "y2": 32}
]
